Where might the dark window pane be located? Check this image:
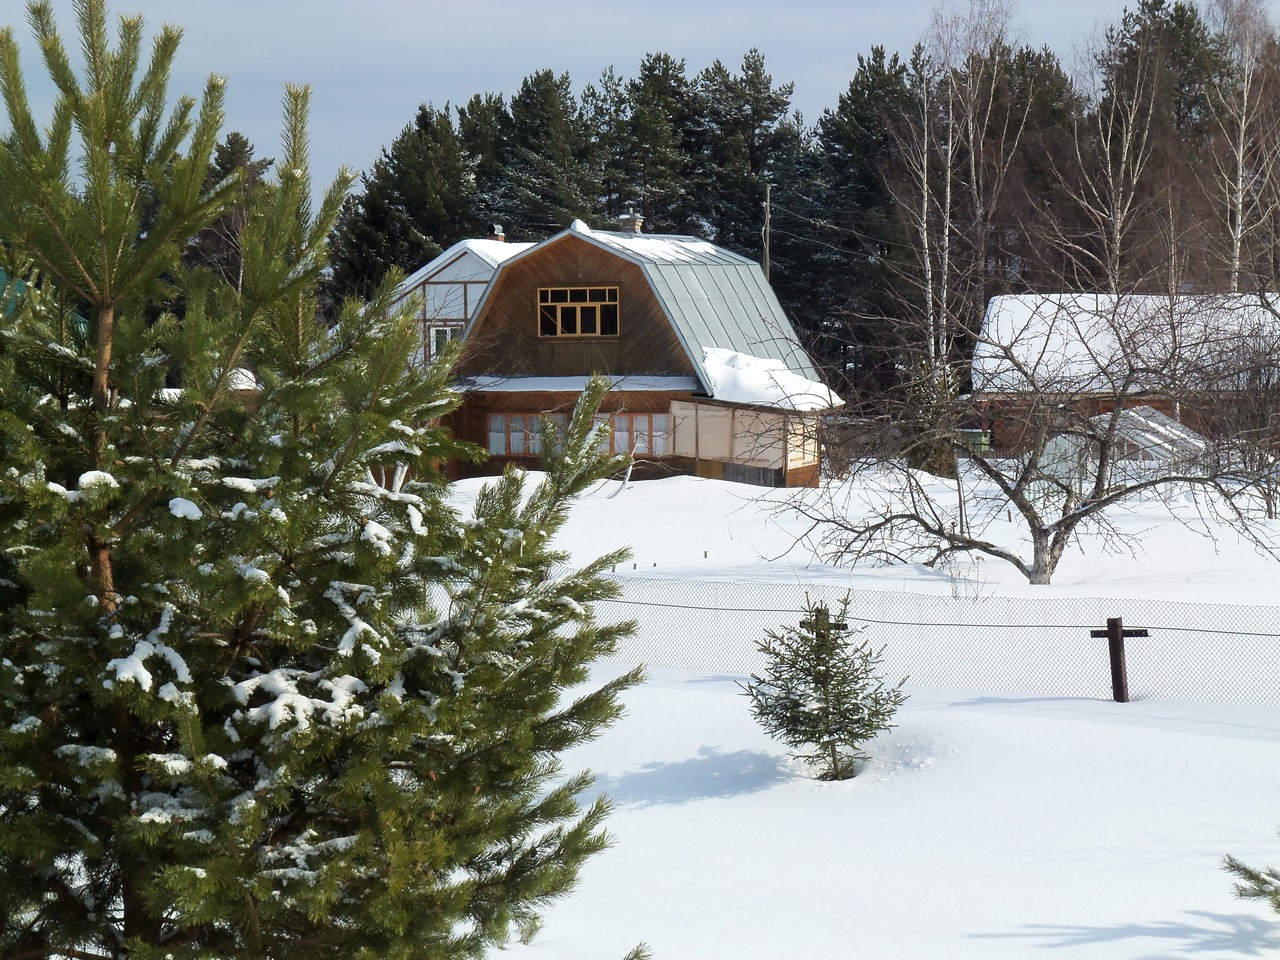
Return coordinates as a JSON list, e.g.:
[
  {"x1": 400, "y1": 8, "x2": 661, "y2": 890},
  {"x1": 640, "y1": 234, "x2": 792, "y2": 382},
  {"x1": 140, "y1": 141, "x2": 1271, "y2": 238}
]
[
  {"x1": 550, "y1": 288, "x2": 569, "y2": 303},
  {"x1": 540, "y1": 305, "x2": 558, "y2": 336},
  {"x1": 539, "y1": 289, "x2": 551, "y2": 304},
  {"x1": 600, "y1": 303, "x2": 619, "y2": 336},
  {"x1": 589, "y1": 288, "x2": 607, "y2": 302},
  {"x1": 607, "y1": 288, "x2": 618, "y2": 302},
  {"x1": 569, "y1": 288, "x2": 588, "y2": 303},
  {"x1": 560, "y1": 305, "x2": 578, "y2": 335}
]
